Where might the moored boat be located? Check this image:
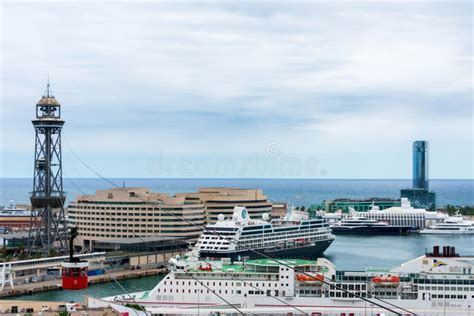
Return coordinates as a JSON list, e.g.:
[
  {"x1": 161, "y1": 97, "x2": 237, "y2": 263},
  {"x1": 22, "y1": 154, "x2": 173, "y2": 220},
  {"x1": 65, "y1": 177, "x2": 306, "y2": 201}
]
[
  {"x1": 194, "y1": 206, "x2": 335, "y2": 259},
  {"x1": 100, "y1": 245, "x2": 473, "y2": 315},
  {"x1": 419, "y1": 215, "x2": 474, "y2": 234},
  {"x1": 330, "y1": 216, "x2": 413, "y2": 234}
]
